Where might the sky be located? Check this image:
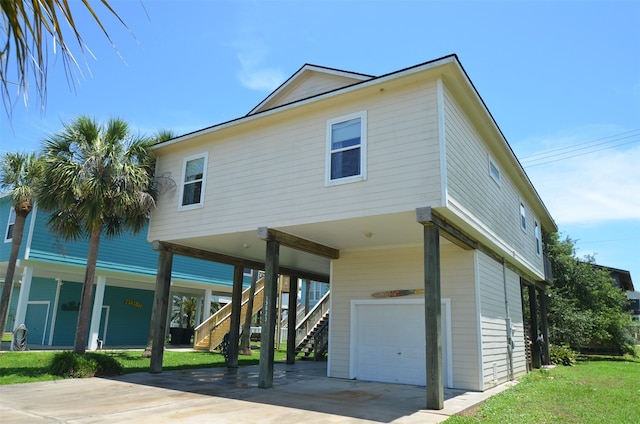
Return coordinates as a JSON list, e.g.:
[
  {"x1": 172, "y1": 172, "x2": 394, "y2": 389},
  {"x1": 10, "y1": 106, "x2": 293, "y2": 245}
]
[{"x1": 1, "y1": 0, "x2": 639, "y2": 286}]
